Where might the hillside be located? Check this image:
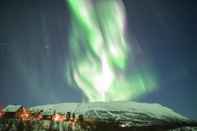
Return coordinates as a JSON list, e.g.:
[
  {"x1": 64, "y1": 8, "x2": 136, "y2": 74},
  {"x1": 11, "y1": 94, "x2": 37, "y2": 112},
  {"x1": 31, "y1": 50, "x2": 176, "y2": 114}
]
[{"x1": 30, "y1": 101, "x2": 197, "y2": 131}]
